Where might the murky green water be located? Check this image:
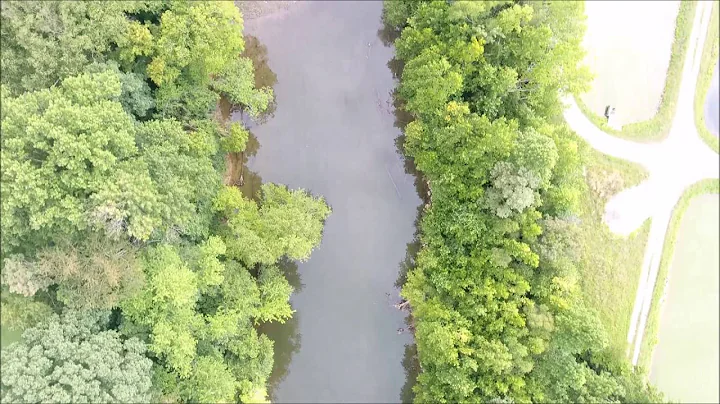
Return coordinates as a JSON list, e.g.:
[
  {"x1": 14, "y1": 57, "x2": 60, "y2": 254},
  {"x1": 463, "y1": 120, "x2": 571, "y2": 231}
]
[{"x1": 237, "y1": 2, "x2": 422, "y2": 402}]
